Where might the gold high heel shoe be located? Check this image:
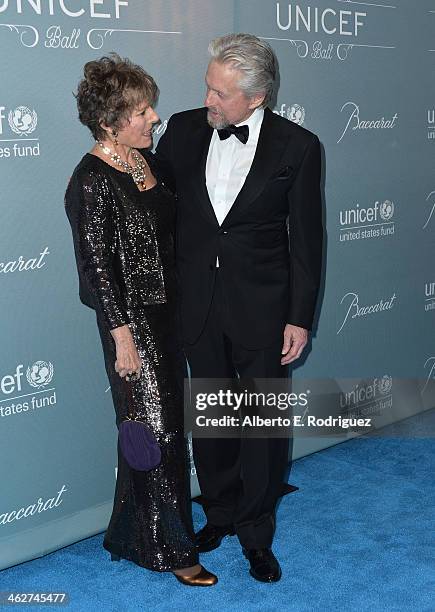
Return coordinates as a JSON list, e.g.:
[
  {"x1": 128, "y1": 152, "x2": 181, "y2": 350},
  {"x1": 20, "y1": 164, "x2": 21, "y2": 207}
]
[{"x1": 173, "y1": 565, "x2": 218, "y2": 587}]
